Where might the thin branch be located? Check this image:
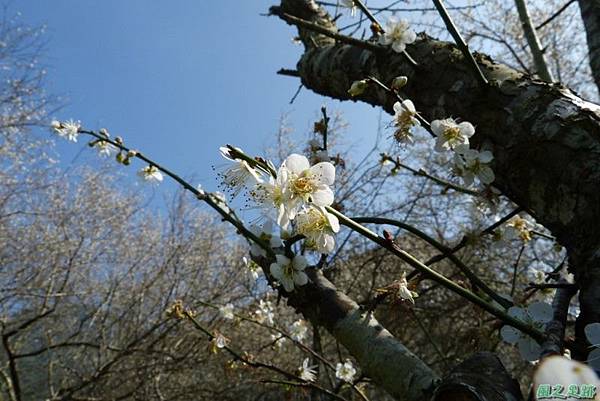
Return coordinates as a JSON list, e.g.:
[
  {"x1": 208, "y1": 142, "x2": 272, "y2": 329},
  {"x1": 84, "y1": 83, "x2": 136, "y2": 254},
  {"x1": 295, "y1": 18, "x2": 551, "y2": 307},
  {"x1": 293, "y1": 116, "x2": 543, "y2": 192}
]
[
  {"x1": 326, "y1": 206, "x2": 545, "y2": 341},
  {"x1": 514, "y1": 0, "x2": 554, "y2": 81},
  {"x1": 535, "y1": 0, "x2": 576, "y2": 30},
  {"x1": 270, "y1": 8, "x2": 381, "y2": 52},
  {"x1": 352, "y1": 216, "x2": 511, "y2": 308},
  {"x1": 432, "y1": 0, "x2": 488, "y2": 85},
  {"x1": 540, "y1": 280, "x2": 578, "y2": 357}
]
